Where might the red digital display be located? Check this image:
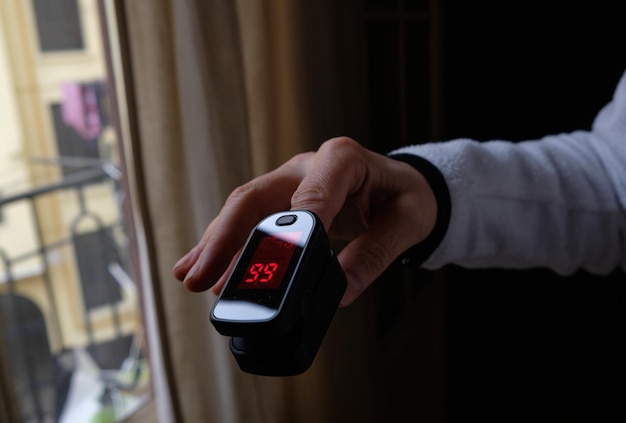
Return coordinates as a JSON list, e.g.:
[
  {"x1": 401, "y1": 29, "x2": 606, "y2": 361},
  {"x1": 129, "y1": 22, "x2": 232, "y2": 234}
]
[{"x1": 238, "y1": 232, "x2": 302, "y2": 289}]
